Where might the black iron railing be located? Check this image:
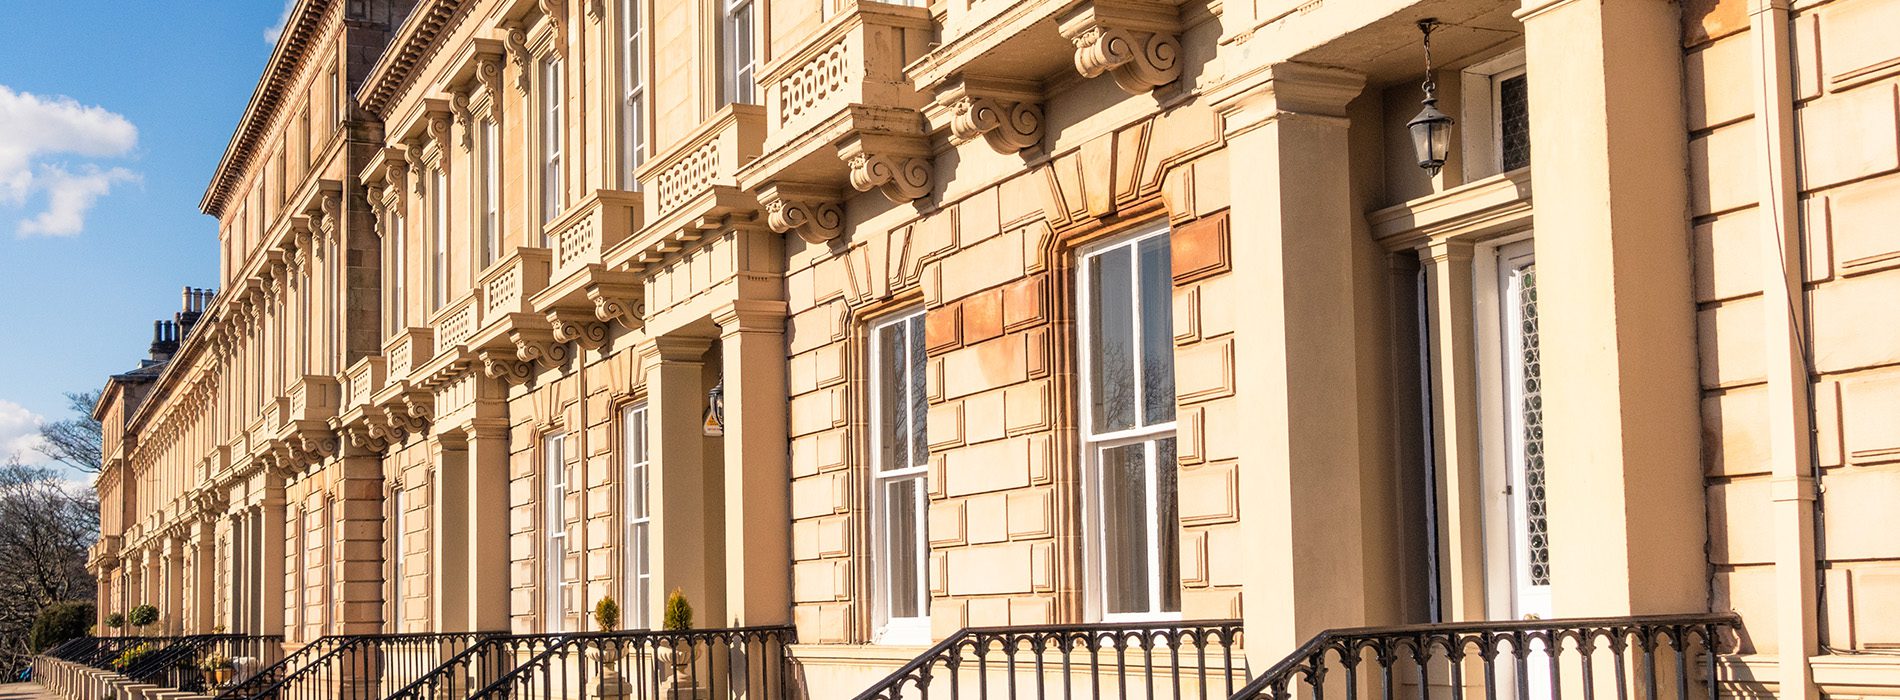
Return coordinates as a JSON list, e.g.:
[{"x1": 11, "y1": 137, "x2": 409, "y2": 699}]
[
  {"x1": 121, "y1": 634, "x2": 283, "y2": 692},
  {"x1": 1229, "y1": 613, "x2": 1741, "y2": 700},
  {"x1": 466, "y1": 626, "x2": 798, "y2": 699},
  {"x1": 214, "y1": 635, "x2": 349, "y2": 699},
  {"x1": 384, "y1": 634, "x2": 561, "y2": 699},
  {"x1": 231, "y1": 632, "x2": 493, "y2": 700},
  {"x1": 852, "y1": 619, "x2": 1248, "y2": 700},
  {"x1": 63, "y1": 635, "x2": 173, "y2": 670}
]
